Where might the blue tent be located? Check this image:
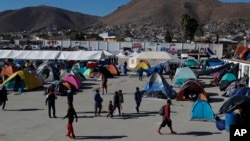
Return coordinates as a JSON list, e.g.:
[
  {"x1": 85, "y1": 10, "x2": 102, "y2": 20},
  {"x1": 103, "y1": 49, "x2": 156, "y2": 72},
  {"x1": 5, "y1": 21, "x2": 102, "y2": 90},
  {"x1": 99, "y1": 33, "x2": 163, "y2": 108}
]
[
  {"x1": 191, "y1": 100, "x2": 215, "y2": 121},
  {"x1": 173, "y1": 67, "x2": 197, "y2": 87},
  {"x1": 143, "y1": 72, "x2": 176, "y2": 99},
  {"x1": 227, "y1": 87, "x2": 250, "y2": 97}
]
